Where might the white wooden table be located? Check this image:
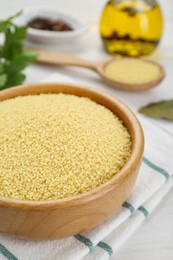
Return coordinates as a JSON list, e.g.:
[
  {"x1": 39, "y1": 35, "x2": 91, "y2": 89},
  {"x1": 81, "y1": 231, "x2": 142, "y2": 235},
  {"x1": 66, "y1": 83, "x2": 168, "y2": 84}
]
[{"x1": 1, "y1": 1, "x2": 173, "y2": 259}]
